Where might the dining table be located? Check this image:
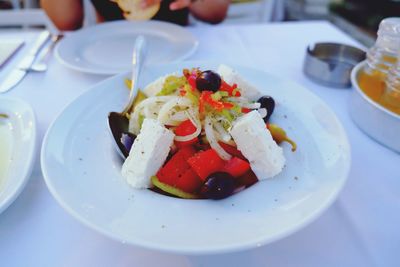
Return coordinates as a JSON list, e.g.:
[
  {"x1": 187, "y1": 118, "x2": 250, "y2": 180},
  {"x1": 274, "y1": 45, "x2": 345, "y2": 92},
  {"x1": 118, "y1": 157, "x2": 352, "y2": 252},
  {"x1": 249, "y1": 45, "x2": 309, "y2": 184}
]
[{"x1": 0, "y1": 21, "x2": 398, "y2": 267}]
